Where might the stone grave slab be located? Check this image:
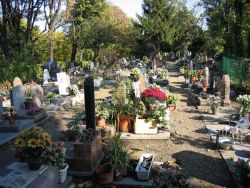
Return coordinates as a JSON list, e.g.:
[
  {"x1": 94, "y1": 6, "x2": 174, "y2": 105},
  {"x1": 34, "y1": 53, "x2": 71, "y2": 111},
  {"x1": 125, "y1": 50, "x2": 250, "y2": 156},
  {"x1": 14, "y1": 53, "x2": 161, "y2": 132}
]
[
  {"x1": 0, "y1": 162, "x2": 58, "y2": 188},
  {"x1": 17, "y1": 110, "x2": 47, "y2": 123},
  {"x1": 120, "y1": 131, "x2": 170, "y2": 140},
  {"x1": 0, "y1": 119, "x2": 34, "y2": 133}
]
